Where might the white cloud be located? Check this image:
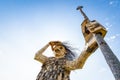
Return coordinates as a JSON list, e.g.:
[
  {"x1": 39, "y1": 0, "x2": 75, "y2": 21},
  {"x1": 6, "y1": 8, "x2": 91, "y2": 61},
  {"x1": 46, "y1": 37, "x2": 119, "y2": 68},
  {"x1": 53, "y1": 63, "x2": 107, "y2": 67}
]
[
  {"x1": 109, "y1": 1, "x2": 114, "y2": 5},
  {"x1": 110, "y1": 36, "x2": 116, "y2": 39},
  {"x1": 105, "y1": 22, "x2": 112, "y2": 28},
  {"x1": 109, "y1": 0, "x2": 119, "y2": 7},
  {"x1": 116, "y1": 34, "x2": 120, "y2": 36},
  {"x1": 105, "y1": 22, "x2": 112, "y2": 30},
  {"x1": 106, "y1": 34, "x2": 120, "y2": 41},
  {"x1": 106, "y1": 27, "x2": 109, "y2": 30}
]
